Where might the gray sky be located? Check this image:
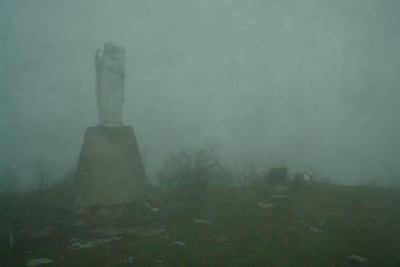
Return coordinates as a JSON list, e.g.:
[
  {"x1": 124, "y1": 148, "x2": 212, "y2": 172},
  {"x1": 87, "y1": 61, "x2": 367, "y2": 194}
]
[{"x1": 1, "y1": 0, "x2": 400, "y2": 187}]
